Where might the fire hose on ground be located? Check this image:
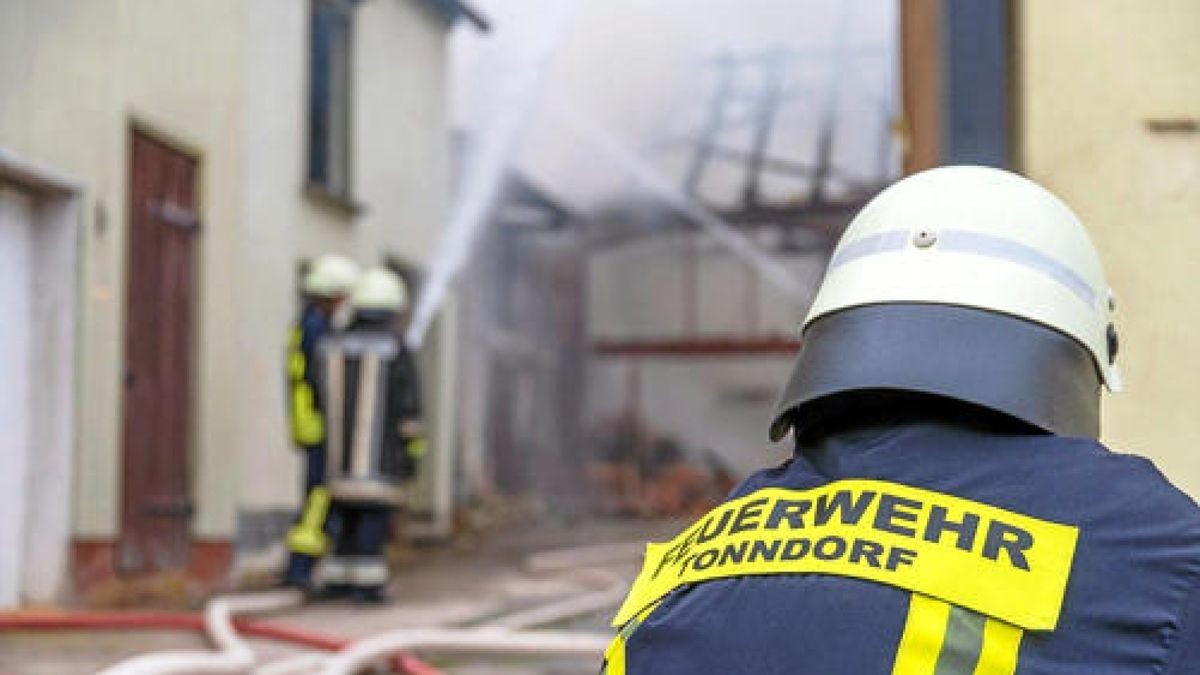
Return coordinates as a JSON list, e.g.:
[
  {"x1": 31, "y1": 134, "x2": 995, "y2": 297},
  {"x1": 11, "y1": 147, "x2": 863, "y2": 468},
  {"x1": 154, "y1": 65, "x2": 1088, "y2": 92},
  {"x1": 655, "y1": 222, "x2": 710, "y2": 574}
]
[
  {"x1": 0, "y1": 591, "x2": 437, "y2": 675},
  {"x1": 92, "y1": 590, "x2": 305, "y2": 675},
  {"x1": 312, "y1": 543, "x2": 638, "y2": 675},
  {"x1": 0, "y1": 541, "x2": 643, "y2": 674},
  {"x1": 261, "y1": 542, "x2": 639, "y2": 674}
]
